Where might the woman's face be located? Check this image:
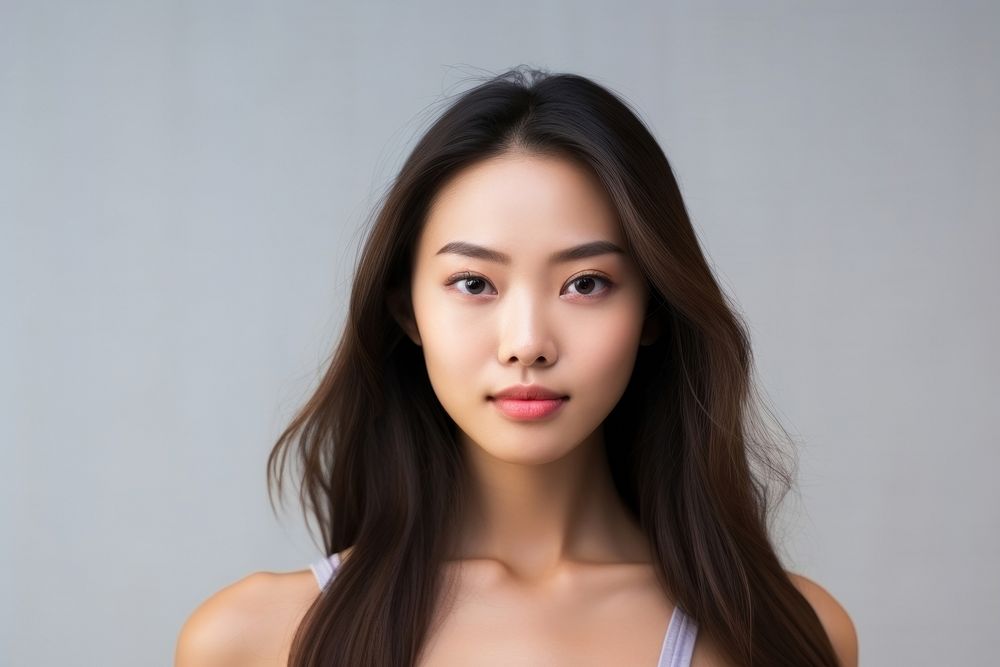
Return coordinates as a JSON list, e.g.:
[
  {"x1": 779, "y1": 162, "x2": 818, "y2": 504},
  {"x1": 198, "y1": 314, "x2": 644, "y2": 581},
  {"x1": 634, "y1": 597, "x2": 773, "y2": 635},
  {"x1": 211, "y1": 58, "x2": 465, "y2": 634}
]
[{"x1": 397, "y1": 152, "x2": 657, "y2": 465}]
